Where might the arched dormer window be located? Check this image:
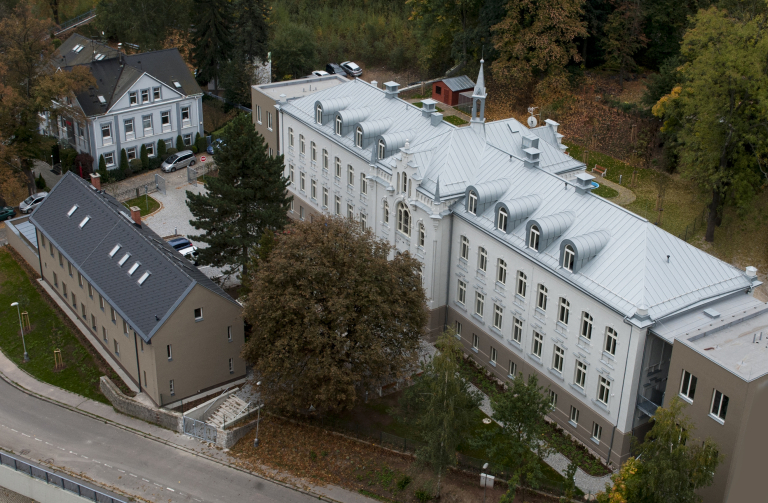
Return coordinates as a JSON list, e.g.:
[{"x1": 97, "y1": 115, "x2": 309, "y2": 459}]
[
  {"x1": 402, "y1": 173, "x2": 408, "y2": 194},
  {"x1": 335, "y1": 115, "x2": 342, "y2": 135},
  {"x1": 397, "y1": 202, "x2": 411, "y2": 236},
  {"x1": 356, "y1": 127, "x2": 363, "y2": 148},
  {"x1": 316, "y1": 104, "x2": 322, "y2": 124},
  {"x1": 563, "y1": 245, "x2": 575, "y2": 271},
  {"x1": 468, "y1": 190, "x2": 478, "y2": 215},
  {"x1": 529, "y1": 225, "x2": 540, "y2": 251},
  {"x1": 383, "y1": 200, "x2": 390, "y2": 223},
  {"x1": 378, "y1": 139, "x2": 386, "y2": 159},
  {"x1": 497, "y1": 207, "x2": 508, "y2": 232}
]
